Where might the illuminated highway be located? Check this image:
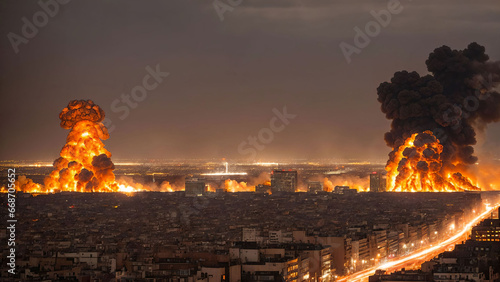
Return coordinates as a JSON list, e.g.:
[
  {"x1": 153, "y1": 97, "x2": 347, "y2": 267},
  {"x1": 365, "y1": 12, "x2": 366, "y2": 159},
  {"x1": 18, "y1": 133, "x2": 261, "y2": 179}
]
[{"x1": 337, "y1": 203, "x2": 499, "y2": 282}]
